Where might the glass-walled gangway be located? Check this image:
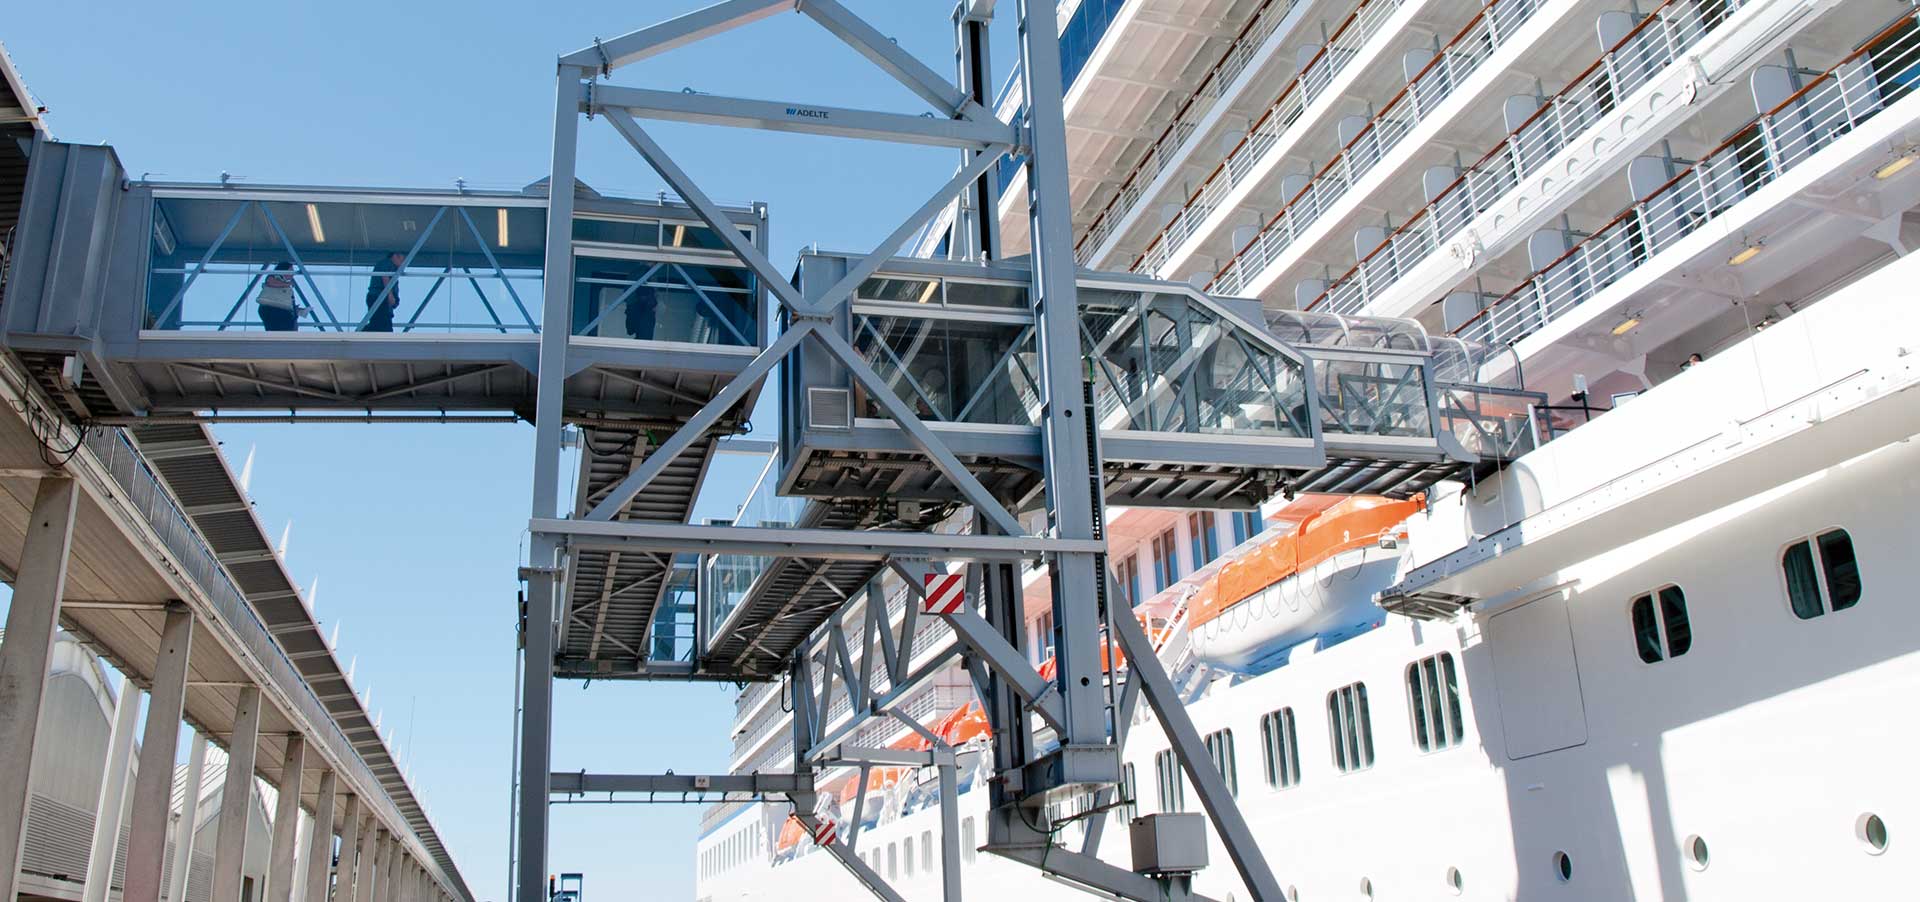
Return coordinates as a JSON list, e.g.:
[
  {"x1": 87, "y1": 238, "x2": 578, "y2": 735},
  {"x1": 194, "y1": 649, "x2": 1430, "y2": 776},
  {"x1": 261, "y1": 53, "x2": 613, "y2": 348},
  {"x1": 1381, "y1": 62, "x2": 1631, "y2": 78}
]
[
  {"x1": 1, "y1": 143, "x2": 769, "y2": 419},
  {"x1": 779, "y1": 253, "x2": 1532, "y2": 510}
]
